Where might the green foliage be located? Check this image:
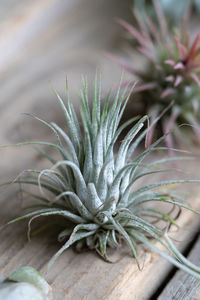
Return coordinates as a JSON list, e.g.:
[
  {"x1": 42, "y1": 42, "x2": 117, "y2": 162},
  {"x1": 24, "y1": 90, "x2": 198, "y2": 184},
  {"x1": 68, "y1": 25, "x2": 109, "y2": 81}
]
[{"x1": 7, "y1": 77, "x2": 200, "y2": 277}]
